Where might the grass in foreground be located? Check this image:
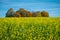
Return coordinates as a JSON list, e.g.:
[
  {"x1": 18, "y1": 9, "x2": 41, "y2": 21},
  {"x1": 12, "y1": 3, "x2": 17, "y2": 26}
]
[{"x1": 0, "y1": 17, "x2": 60, "y2": 40}]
